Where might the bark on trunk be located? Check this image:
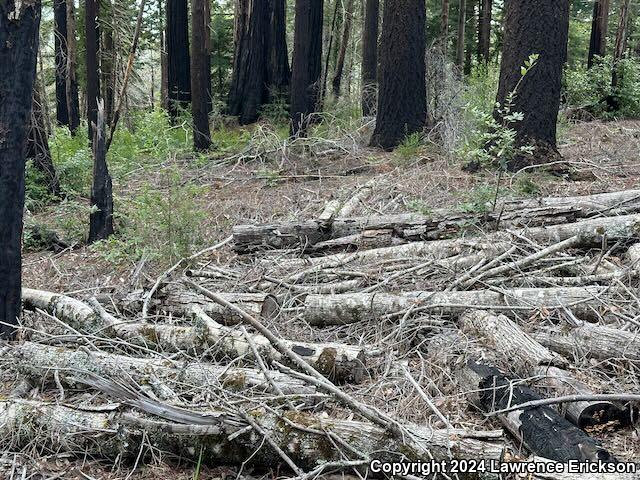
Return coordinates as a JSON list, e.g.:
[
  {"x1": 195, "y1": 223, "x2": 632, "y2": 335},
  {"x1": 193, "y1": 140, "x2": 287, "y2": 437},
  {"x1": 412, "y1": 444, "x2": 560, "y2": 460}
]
[
  {"x1": 361, "y1": 0, "x2": 379, "y2": 117},
  {"x1": 464, "y1": 0, "x2": 475, "y2": 74},
  {"x1": 53, "y1": 0, "x2": 69, "y2": 127},
  {"x1": 331, "y1": 0, "x2": 354, "y2": 97},
  {"x1": 88, "y1": 101, "x2": 114, "y2": 242},
  {"x1": 477, "y1": 0, "x2": 491, "y2": 63},
  {"x1": 440, "y1": 0, "x2": 450, "y2": 52},
  {"x1": 65, "y1": 0, "x2": 80, "y2": 134},
  {"x1": 460, "y1": 360, "x2": 617, "y2": 463},
  {"x1": 303, "y1": 286, "x2": 613, "y2": 326},
  {"x1": 28, "y1": 88, "x2": 61, "y2": 196},
  {"x1": 369, "y1": 0, "x2": 427, "y2": 150},
  {"x1": 190, "y1": 0, "x2": 212, "y2": 150},
  {"x1": 166, "y1": 0, "x2": 191, "y2": 119},
  {"x1": 611, "y1": 0, "x2": 631, "y2": 94},
  {"x1": 456, "y1": 0, "x2": 466, "y2": 67},
  {"x1": 495, "y1": 0, "x2": 569, "y2": 170},
  {"x1": 266, "y1": 0, "x2": 290, "y2": 95},
  {"x1": 290, "y1": 0, "x2": 324, "y2": 136},
  {"x1": 588, "y1": 0, "x2": 610, "y2": 69},
  {"x1": 0, "y1": 0, "x2": 41, "y2": 339},
  {"x1": 85, "y1": 0, "x2": 101, "y2": 143}
]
